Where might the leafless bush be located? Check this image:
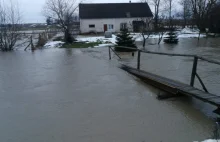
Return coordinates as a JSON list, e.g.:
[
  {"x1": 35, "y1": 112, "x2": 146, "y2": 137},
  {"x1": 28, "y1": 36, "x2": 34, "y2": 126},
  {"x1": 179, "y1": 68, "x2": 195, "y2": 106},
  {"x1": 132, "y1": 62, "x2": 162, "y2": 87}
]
[
  {"x1": 191, "y1": 0, "x2": 217, "y2": 31},
  {"x1": 179, "y1": 0, "x2": 192, "y2": 28},
  {"x1": 0, "y1": 0, "x2": 22, "y2": 51}
]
